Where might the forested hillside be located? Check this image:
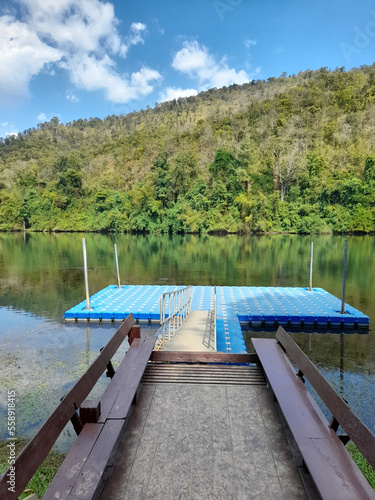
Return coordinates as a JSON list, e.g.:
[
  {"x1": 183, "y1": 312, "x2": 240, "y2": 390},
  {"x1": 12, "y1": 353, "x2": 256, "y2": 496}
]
[{"x1": 2, "y1": 64, "x2": 375, "y2": 234}]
